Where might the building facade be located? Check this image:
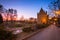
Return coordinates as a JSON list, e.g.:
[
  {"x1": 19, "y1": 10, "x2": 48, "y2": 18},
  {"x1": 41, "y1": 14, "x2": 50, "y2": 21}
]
[{"x1": 37, "y1": 8, "x2": 48, "y2": 24}]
